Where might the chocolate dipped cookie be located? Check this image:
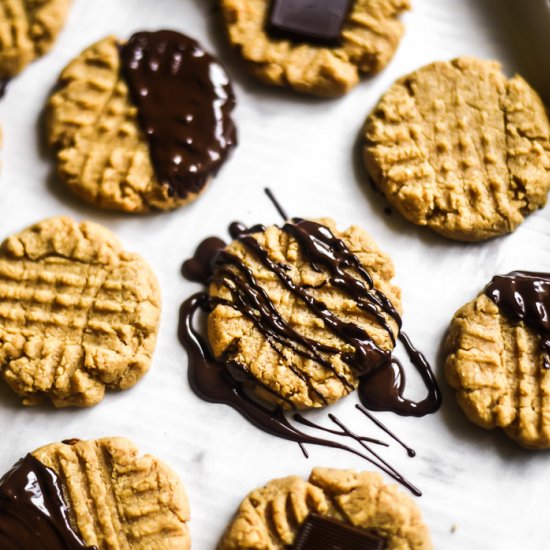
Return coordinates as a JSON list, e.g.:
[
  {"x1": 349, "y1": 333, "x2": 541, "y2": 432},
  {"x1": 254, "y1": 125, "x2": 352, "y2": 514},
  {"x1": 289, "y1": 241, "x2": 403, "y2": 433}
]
[
  {"x1": 47, "y1": 30, "x2": 237, "y2": 212},
  {"x1": 445, "y1": 271, "x2": 550, "y2": 449},
  {"x1": 0, "y1": 437, "x2": 190, "y2": 549}
]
